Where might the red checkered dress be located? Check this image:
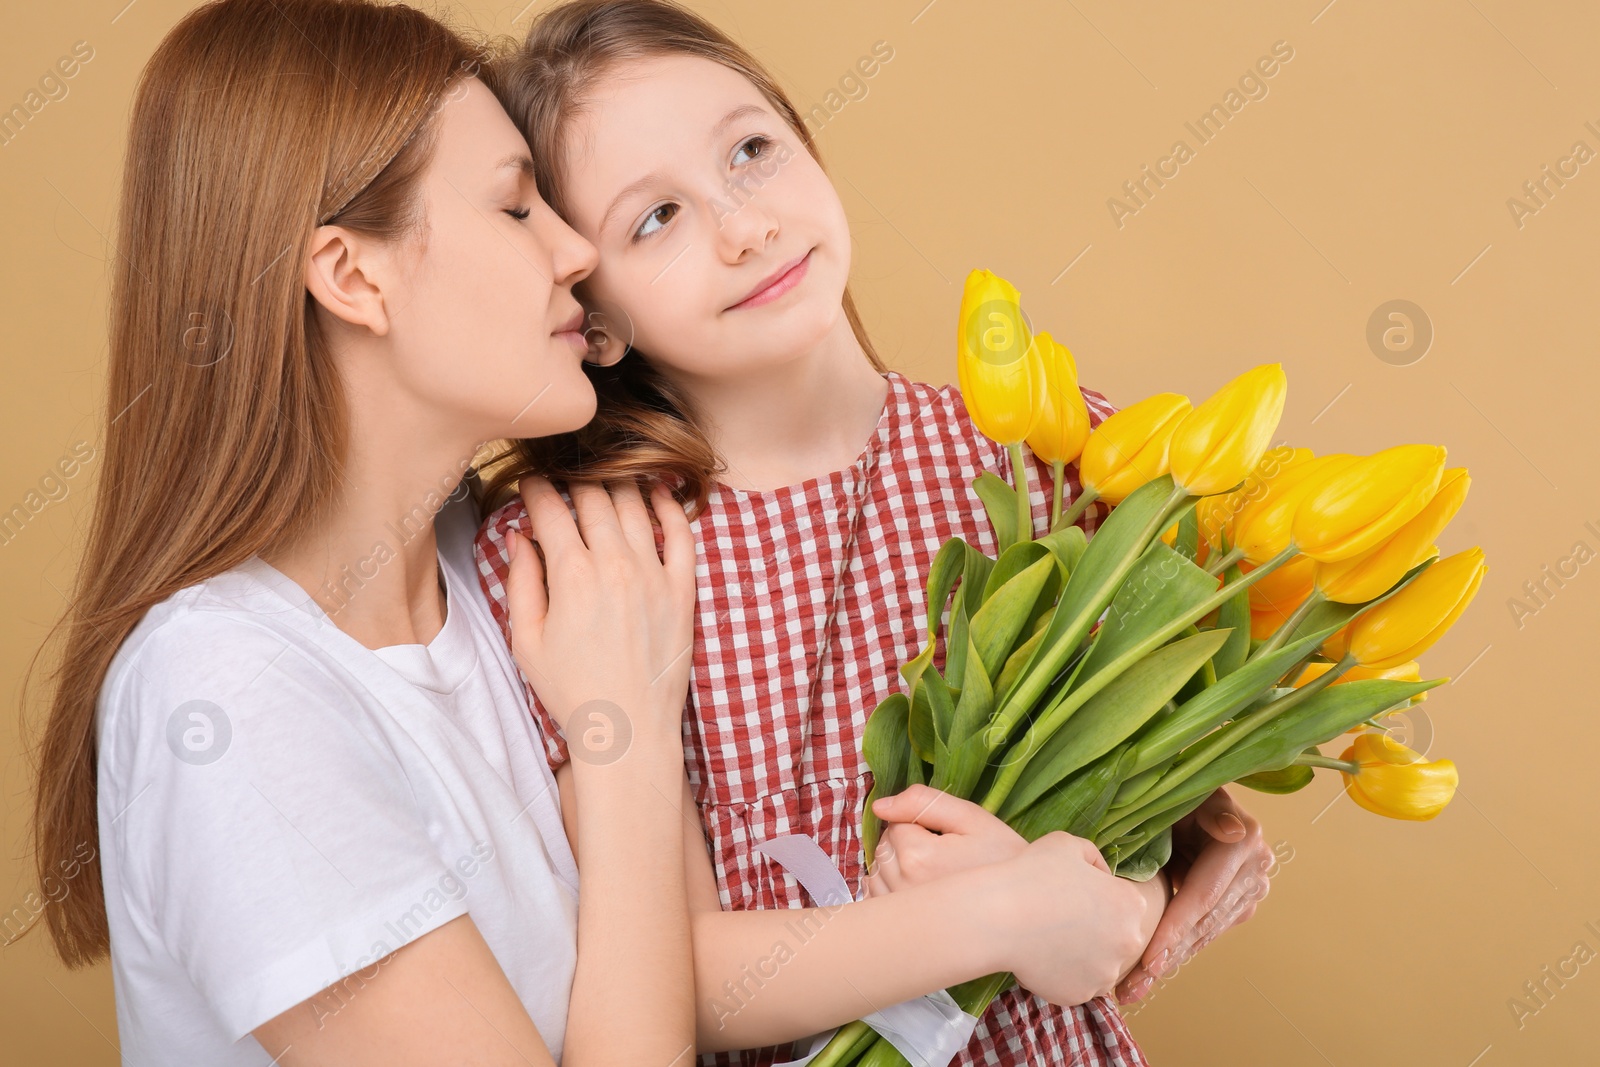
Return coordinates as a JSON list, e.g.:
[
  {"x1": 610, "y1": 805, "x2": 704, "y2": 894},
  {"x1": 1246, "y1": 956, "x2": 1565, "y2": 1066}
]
[{"x1": 474, "y1": 371, "x2": 1149, "y2": 1067}]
